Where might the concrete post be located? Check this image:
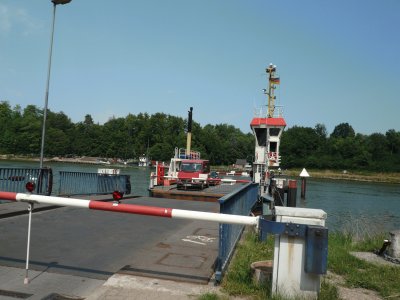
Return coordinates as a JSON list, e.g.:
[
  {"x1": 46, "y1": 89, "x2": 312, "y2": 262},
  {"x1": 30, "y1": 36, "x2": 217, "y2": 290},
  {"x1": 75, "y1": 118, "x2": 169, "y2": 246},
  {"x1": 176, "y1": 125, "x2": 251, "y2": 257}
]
[
  {"x1": 299, "y1": 168, "x2": 310, "y2": 199},
  {"x1": 388, "y1": 230, "x2": 400, "y2": 258},
  {"x1": 272, "y1": 207, "x2": 327, "y2": 298}
]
